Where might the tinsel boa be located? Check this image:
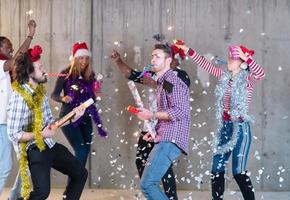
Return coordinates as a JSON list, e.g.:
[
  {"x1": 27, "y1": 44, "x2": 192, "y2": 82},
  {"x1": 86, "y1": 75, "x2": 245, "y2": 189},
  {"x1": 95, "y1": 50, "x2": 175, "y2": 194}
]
[
  {"x1": 66, "y1": 77, "x2": 107, "y2": 137},
  {"x1": 213, "y1": 69, "x2": 254, "y2": 155}
]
